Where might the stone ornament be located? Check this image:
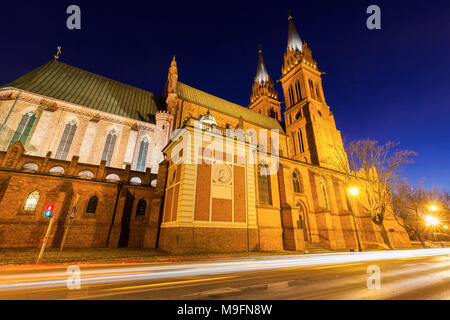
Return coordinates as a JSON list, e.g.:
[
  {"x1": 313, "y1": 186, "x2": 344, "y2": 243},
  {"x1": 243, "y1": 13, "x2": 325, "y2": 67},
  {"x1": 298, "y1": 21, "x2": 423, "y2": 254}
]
[{"x1": 212, "y1": 164, "x2": 232, "y2": 185}]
